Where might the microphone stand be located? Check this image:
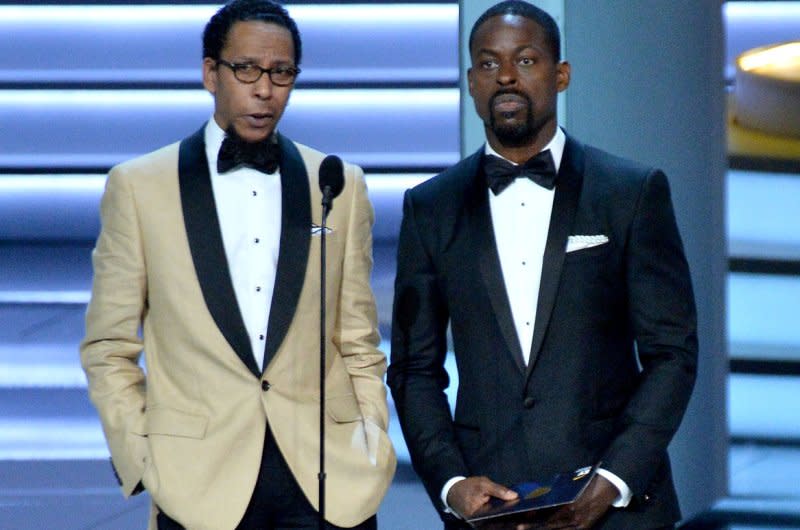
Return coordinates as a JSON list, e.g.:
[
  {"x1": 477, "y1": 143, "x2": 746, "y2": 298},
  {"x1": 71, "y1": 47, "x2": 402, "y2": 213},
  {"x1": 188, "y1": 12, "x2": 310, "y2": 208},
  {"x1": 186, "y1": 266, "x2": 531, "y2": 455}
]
[{"x1": 318, "y1": 186, "x2": 334, "y2": 530}]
